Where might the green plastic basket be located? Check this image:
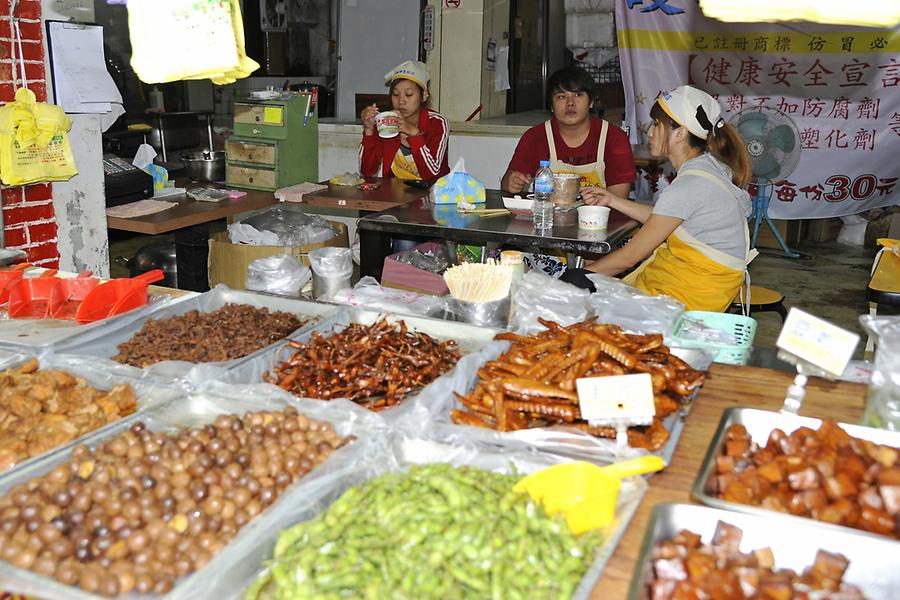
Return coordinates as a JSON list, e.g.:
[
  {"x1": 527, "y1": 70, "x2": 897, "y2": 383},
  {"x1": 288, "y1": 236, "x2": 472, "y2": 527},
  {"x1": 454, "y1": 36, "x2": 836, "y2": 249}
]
[{"x1": 671, "y1": 310, "x2": 757, "y2": 365}]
